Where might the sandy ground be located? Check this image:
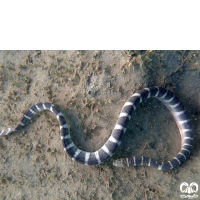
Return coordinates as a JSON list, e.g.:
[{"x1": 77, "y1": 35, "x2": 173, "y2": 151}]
[{"x1": 0, "y1": 50, "x2": 200, "y2": 200}]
